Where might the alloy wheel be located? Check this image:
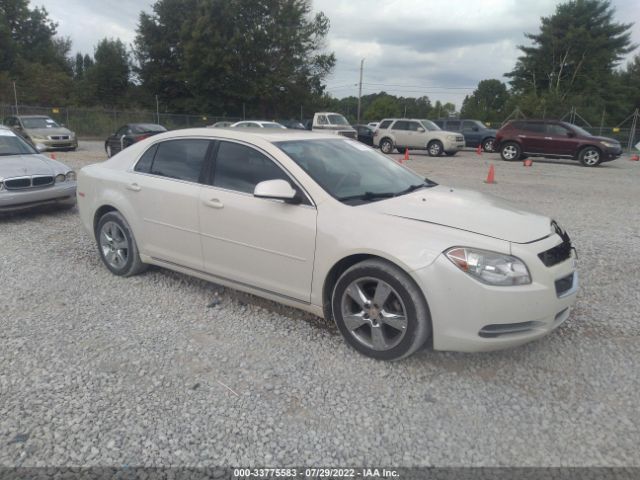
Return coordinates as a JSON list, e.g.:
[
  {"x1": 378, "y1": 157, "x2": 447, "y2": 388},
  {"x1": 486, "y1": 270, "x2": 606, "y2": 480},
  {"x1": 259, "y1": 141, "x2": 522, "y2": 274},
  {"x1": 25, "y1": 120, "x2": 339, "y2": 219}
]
[
  {"x1": 502, "y1": 145, "x2": 518, "y2": 160},
  {"x1": 582, "y1": 149, "x2": 600, "y2": 166},
  {"x1": 99, "y1": 221, "x2": 129, "y2": 270},
  {"x1": 340, "y1": 277, "x2": 408, "y2": 351}
]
